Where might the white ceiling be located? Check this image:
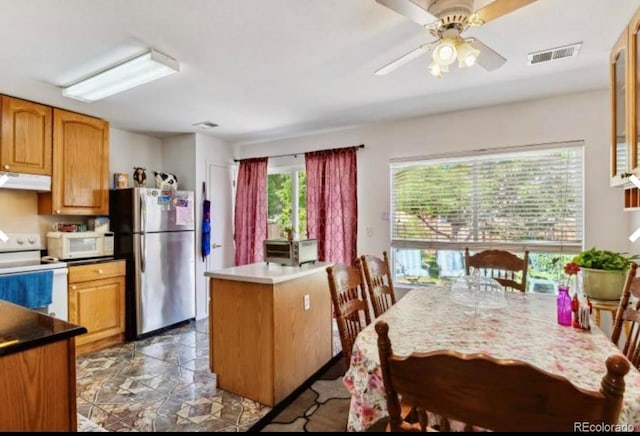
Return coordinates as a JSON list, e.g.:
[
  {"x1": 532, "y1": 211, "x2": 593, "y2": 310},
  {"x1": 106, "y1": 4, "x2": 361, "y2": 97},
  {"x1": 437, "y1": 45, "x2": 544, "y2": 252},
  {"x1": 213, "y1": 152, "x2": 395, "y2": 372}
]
[{"x1": 0, "y1": 0, "x2": 638, "y2": 145}]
